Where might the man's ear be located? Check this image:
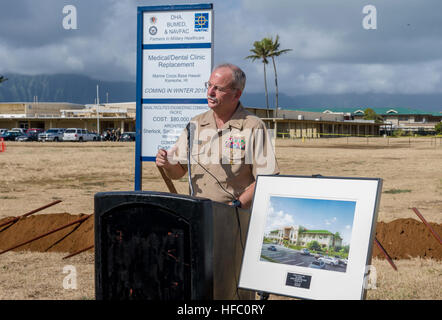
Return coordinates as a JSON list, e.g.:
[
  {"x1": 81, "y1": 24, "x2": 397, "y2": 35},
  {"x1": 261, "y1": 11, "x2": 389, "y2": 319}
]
[{"x1": 234, "y1": 89, "x2": 242, "y2": 101}]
